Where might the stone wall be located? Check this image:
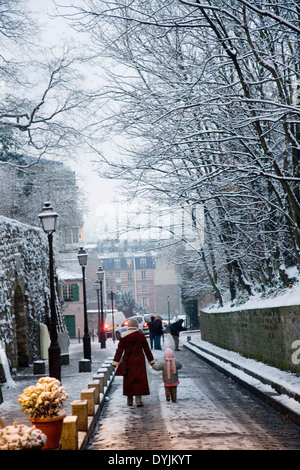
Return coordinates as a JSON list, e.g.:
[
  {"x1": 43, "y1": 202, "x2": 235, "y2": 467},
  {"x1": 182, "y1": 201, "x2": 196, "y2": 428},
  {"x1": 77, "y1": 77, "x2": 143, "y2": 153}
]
[
  {"x1": 0, "y1": 216, "x2": 50, "y2": 371},
  {"x1": 200, "y1": 305, "x2": 300, "y2": 372}
]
